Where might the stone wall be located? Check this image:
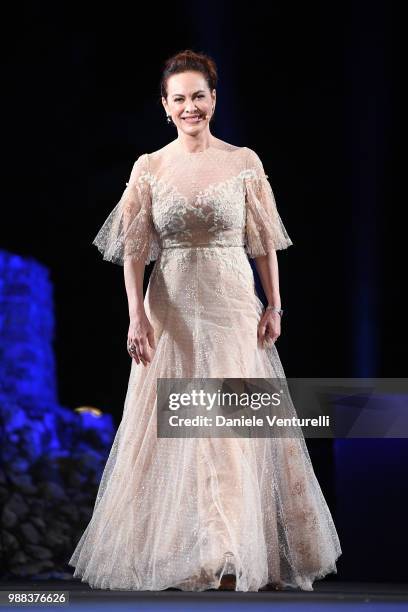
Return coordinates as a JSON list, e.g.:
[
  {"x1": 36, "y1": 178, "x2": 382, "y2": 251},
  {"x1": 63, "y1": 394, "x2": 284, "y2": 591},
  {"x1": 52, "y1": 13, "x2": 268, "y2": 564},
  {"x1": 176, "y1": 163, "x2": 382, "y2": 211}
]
[{"x1": 0, "y1": 251, "x2": 114, "y2": 581}]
